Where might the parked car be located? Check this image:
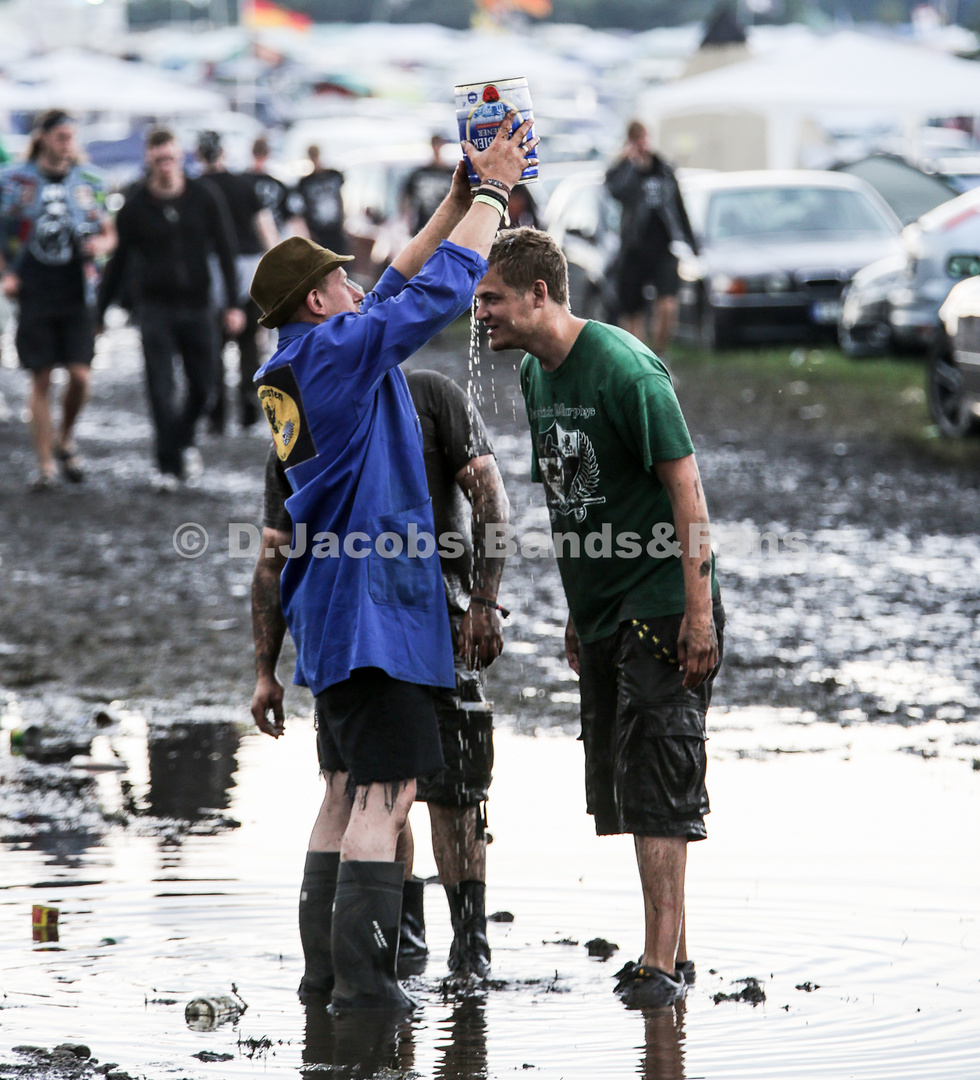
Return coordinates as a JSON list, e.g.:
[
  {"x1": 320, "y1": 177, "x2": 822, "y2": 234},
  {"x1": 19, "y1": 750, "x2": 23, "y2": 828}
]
[
  {"x1": 674, "y1": 171, "x2": 903, "y2": 347},
  {"x1": 543, "y1": 167, "x2": 620, "y2": 319},
  {"x1": 832, "y1": 155, "x2": 958, "y2": 226},
  {"x1": 927, "y1": 274, "x2": 980, "y2": 437},
  {"x1": 839, "y1": 186, "x2": 980, "y2": 357}
]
